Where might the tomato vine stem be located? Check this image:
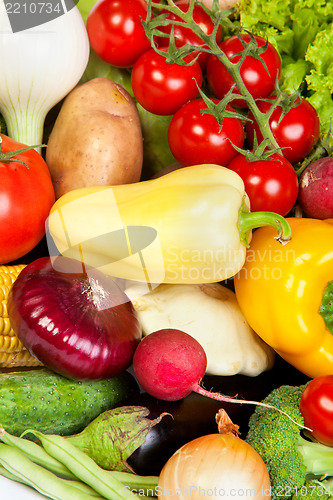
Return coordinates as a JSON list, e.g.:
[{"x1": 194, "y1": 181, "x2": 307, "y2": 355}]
[{"x1": 143, "y1": 0, "x2": 282, "y2": 152}]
